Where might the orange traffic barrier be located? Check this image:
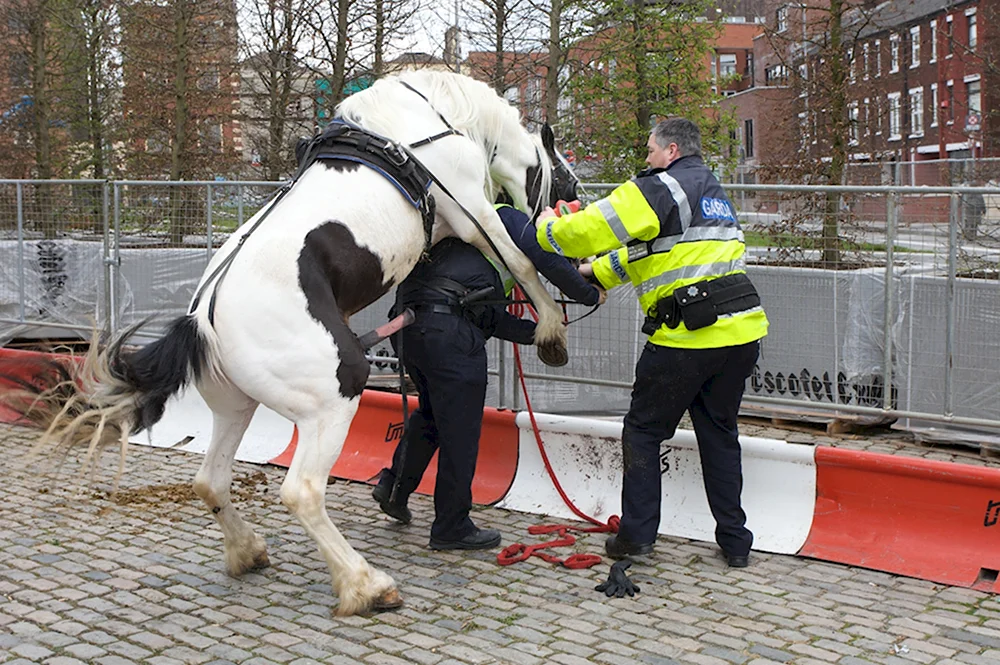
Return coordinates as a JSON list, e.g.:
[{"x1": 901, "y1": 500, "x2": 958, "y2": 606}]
[
  {"x1": 0, "y1": 348, "x2": 77, "y2": 424},
  {"x1": 269, "y1": 389, "x2": 520, "y2": 505},
  {"x1": 800, "y1": 446, "x2": 1000, "y2": 591}
]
